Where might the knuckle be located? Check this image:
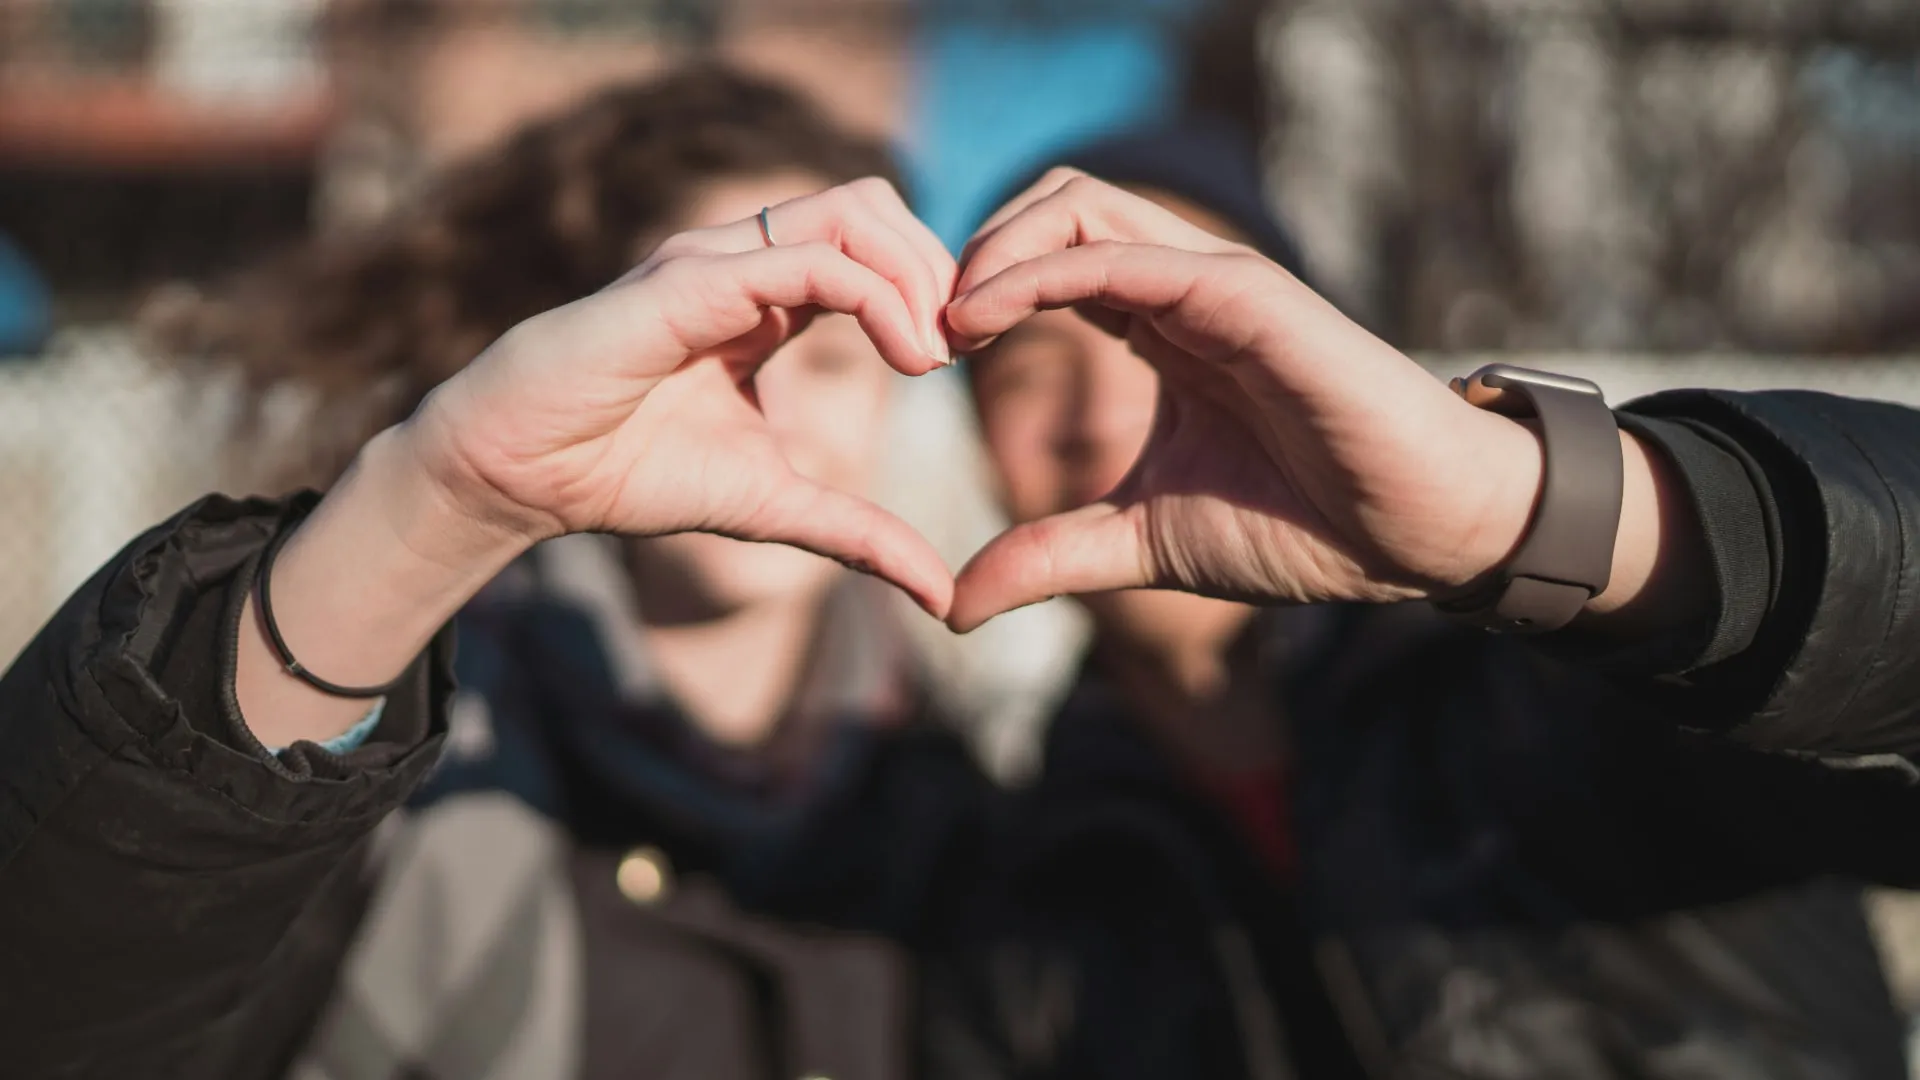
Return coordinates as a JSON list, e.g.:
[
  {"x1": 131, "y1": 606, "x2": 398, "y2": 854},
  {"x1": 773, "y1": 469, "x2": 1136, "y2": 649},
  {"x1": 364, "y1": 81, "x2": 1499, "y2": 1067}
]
[
  {"x1": 1226, "y1": 250, "x2": 1278, "y2": 277},
  {"x1": 790, "y1": 242, "x2": 845, "y2": 285},
  {"x1": 604, "y1": 262, "x2": 651, "y2": 290},
  {"x1": 654, "y1": 253, "x2": 716, "y2": 291},
  {"x1": 825, "y1": 184, "x2": 865, "y2": 213},
  {"x1": 667, "y1": 249, "x2": 717, "y2": 273},
  {"x1": 648, "y1": 235, "x2": 695, "y2": 262},
  {"x1": 650, "y1": 231, "x2": 728, "y2": 266},
  {"x1": 849, "y1": 175, "x2": 901, "y2": 202},
  {"x1": 1059, "y1": 173, "x2": 1109, "y2": 200},
  {"x1": 488, "y1": 314, "x2": 541, "y2": 358}
]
